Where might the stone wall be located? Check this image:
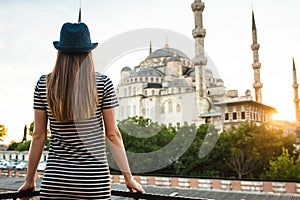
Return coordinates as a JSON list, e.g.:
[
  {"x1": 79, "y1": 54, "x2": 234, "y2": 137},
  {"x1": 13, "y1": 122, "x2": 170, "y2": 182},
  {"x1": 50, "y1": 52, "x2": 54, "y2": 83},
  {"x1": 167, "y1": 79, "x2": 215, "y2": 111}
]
[{"x1": 111, "y1": 175, "x2": 300, "y2": 195}]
